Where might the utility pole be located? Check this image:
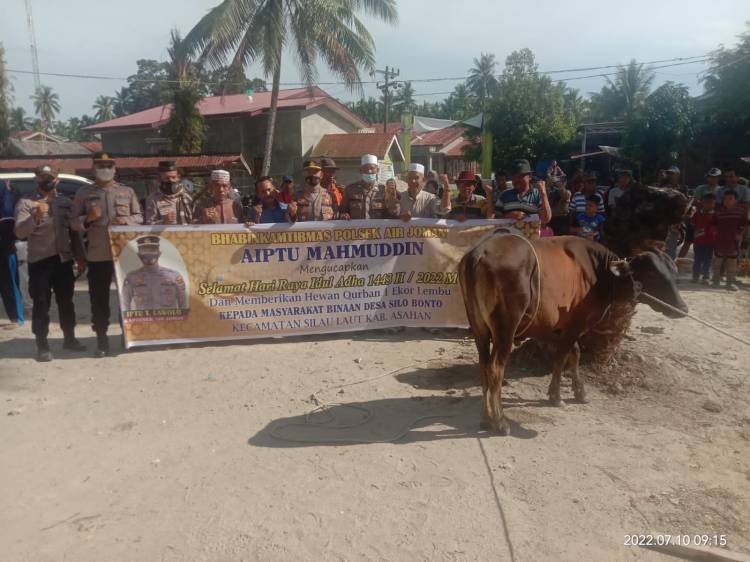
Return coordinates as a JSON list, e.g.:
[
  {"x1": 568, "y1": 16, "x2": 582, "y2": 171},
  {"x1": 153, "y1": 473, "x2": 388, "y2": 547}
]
[
  {"x1": 373, "y1": 66, "x2": 400, "y2": 132},
  {"x1": 24, "y1": 0, "x2": 41, "y2": 91}
]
